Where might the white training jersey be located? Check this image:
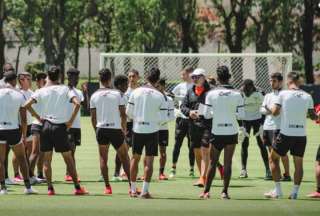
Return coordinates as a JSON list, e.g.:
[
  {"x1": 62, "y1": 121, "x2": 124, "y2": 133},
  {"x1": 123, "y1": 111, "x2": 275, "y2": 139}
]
[
  {"x1": 31, "y1": 89, "x2": 44, "y2": 125},
  {"x1": 67, "y1": 88, "x2": 84, "y2": 129},
  {"x1": 0, "y1": 78, "x2": 5, "y2": 88},
  {"x1": 124, "y1": 87, "x2": 136, "y2": 122},
  {"x1": 275, "y1": 89, "x2": 314, "y2": 137},
  {"x1": 31, "y1": 85, "x2": 77, "y2": 124},
  {"x1": 242, "y1": 91, "x2": 264, "y2": 121},
  {"x1": 90, "y1": 88, "x2": 125, "y2": 129},
  {"x1": 204, "y1": 87, "x2": 244, "y2": 135},
  {"x1": 0, "y1": 87, "x2": 25, "y2": 130},
  {"x1": 261, "y1": 91, "x2": 281, "y2": 130},
  {"x1": 160, "y1": 94, "x2": 175, "y2": 131},
  {"x1": 20, "y1": 89, "x2": 34, "y2": 125},
  {"x1": 172, "y1": 82, "x2": 193, "y2": 119},
  {"x1": 126, "y1": 85, "x2": 168, "y2": 134}
]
